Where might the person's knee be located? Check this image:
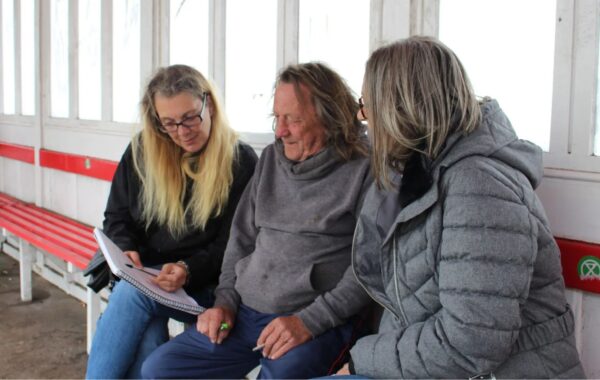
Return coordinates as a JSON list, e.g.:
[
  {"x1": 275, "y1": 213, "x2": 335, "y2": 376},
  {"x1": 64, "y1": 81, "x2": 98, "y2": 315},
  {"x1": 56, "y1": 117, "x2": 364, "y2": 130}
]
[{"x1": 140, "y1": 352, "x2": 165, "y2": 379}]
